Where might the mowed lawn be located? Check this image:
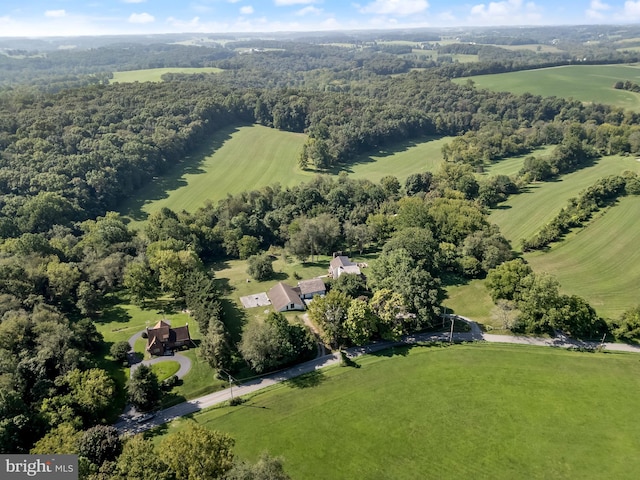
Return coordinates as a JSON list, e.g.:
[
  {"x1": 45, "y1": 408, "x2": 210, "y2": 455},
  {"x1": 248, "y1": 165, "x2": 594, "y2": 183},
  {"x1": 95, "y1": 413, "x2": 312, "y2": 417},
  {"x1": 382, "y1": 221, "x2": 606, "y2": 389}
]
[
  {"x1": 161, "y1": 344, "x2": 640, "y2": 479},
  {"x1": 489, "y1": 154, "x2": 640, "y2": 250},
  {"x1": 345, "y1": 136, "x2": 451, "y2": 182},
  {"x1": 453, "y1": 64, "x2": 640, "y2": 111},
  {"x1": 526, "y1": 195, "x2": 640, "y2": 319},
  {"x1": 119, "y1": 124, "x2": 452, "y2": 224},
  {"x1": 110, "y1": 67, "x2": 223, "y2": 83},
  {"x1": 119, "y1": 125, "x2": 311, "y2": 223}
]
